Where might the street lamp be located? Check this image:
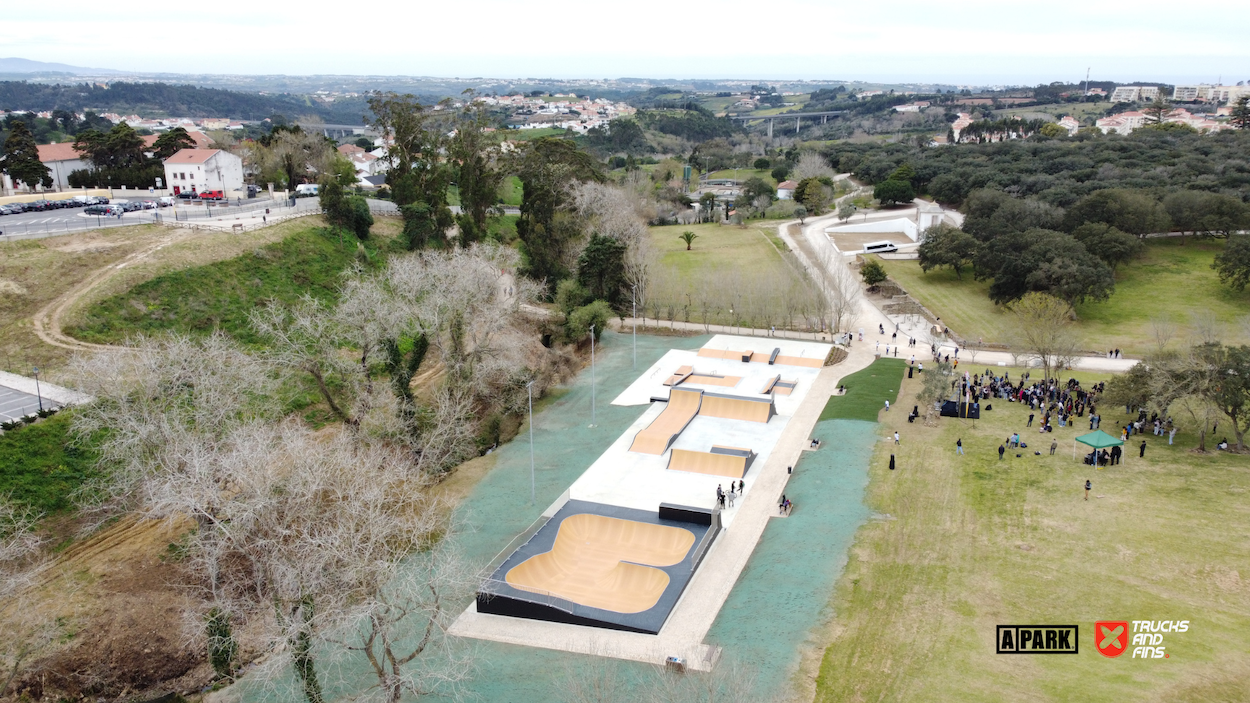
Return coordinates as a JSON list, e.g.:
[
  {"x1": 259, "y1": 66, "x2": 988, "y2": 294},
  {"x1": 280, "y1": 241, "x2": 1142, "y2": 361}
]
[
  {"x1": 589, "y1": 324, "x2": 596, "y2": 427},
  {"x1": 32, "y1": 366, "x2": 43, "y2": 412},
  {"x1": 527, "y1": 380, "x2": 535, "y2": 504},
  {"x1": 631, "y1": 286, "x2": 637, "y2": 369}
]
